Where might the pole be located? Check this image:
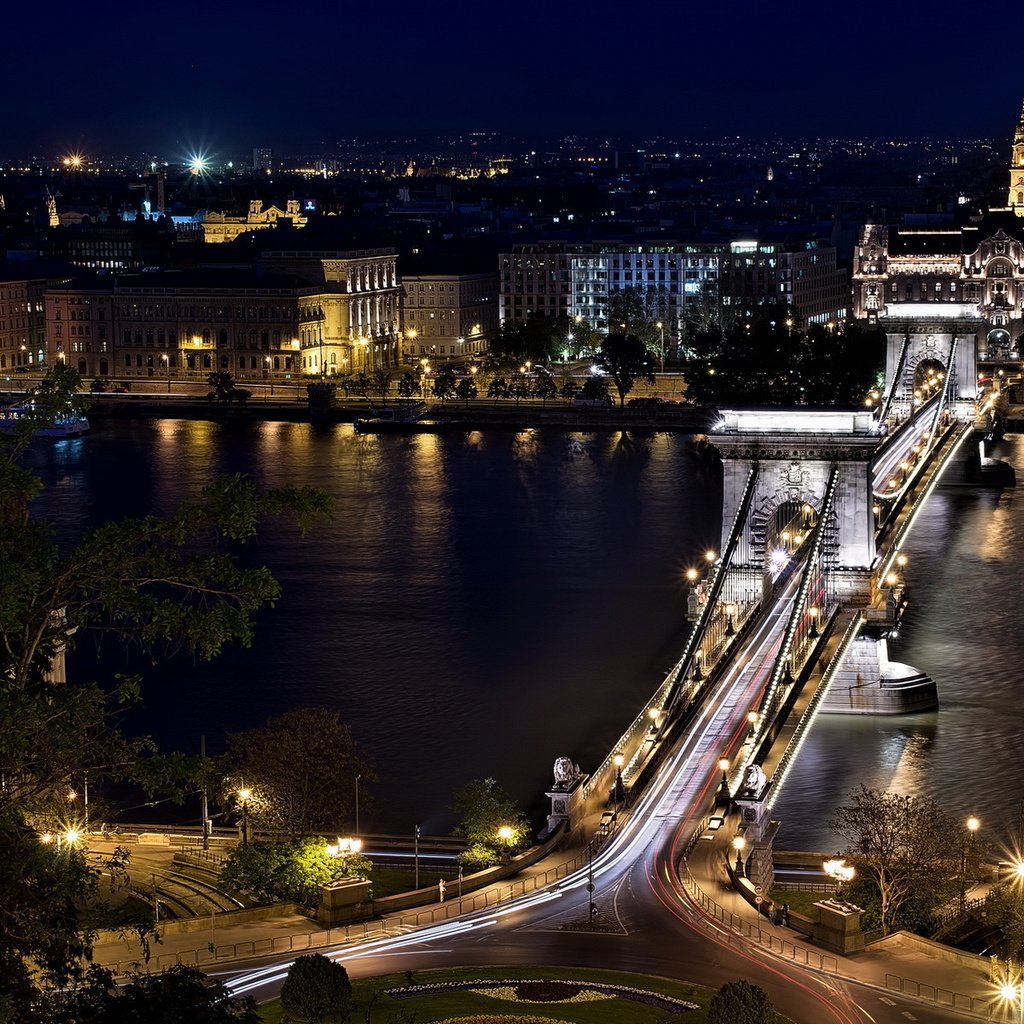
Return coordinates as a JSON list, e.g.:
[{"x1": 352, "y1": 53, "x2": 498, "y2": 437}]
[
  {"x1": 959, "y1": 834, "x2": 967, "y2": 916},
  {"x1": 587, "y1": 835, "x2": 595, "y2": 921},
  {"x1": 414, "y1": 824, "x2": 420, "y2": 890},
  {"x1": 242, "y1": 798, "x2": 249, "y2": 847},
  {"x1": 83, "y1": 775, "x2": 89, "y2": 830},
  {"x1": 355, "y1": 774, "x2": 361, "y2": 836},
  {"x1": 458, "y1": 865, "x2": 463, "y2": 912},
  {"x1": 153, "y1": 874, "x2": 159, "y2": 923},
  {"x1": 200, "y1": 735, "x2": 209, "y2": 851}
]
